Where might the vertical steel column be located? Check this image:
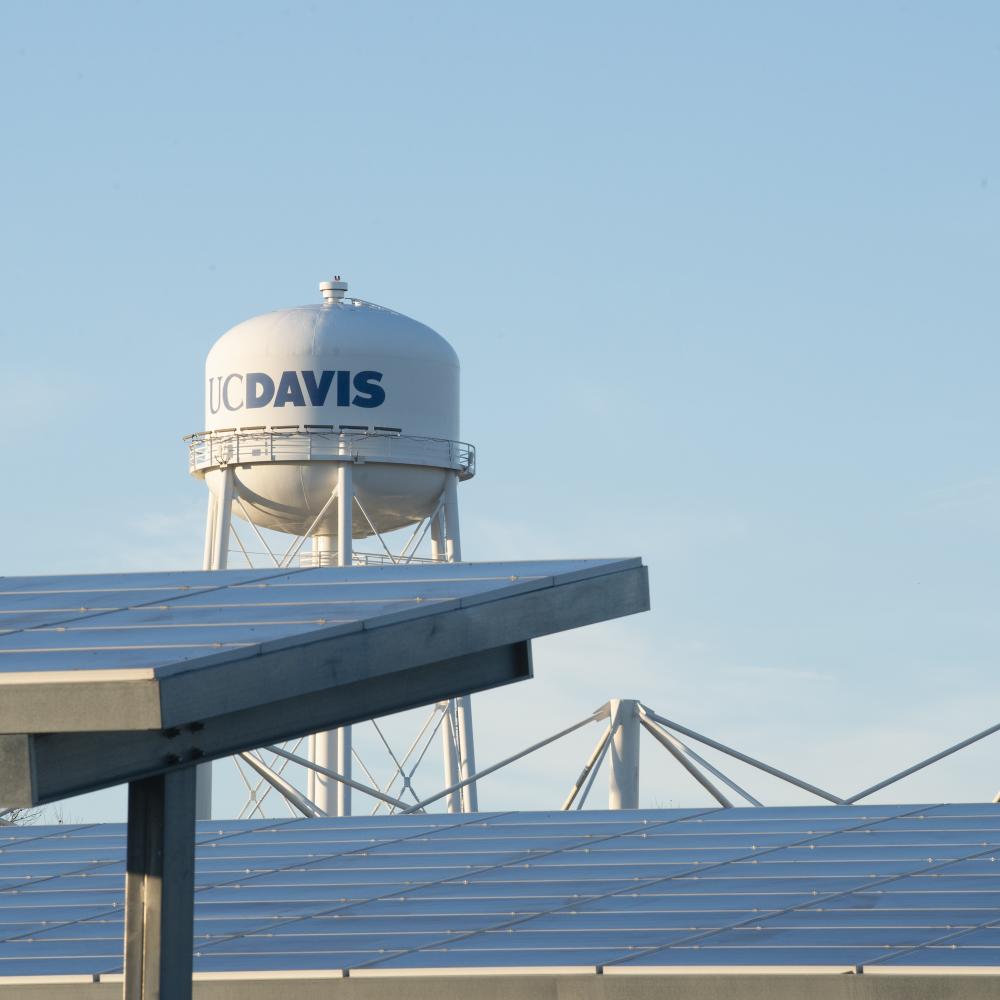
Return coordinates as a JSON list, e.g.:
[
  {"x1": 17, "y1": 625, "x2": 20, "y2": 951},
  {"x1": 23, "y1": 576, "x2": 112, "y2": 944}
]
[
  {"x1": 315, "y1": 445, "x2": 352, "y2": 817},
  {"x1": 209, "y1": 467, "x2": 233, "y2": 573},
  {"x1": 123, "y1": 767, "x2": 197, "y2": 1000},
  {"x1": 608, "y1": 699, "x2": 640, "y2": 809},
  {"x1": 307, "y1": 734, "x2": 316, "y2": 804},
  {"x1": 196, "y1": 490, "x2": 216, "y2": 822},
  {"x1": 455, "y1": 695, "x2": 478, "y2": 812},
  {"x1": 432, "y1": 505, "x2": 457, "y2": 810},
  {"x1": 312, "y1": 729, "x2": 333, "y2": 816},
  {"x1": 307, "y1": 534, "x2": 326, "y2": 802},
  {"x1": 440, "y1": 701, "x2": 461, "y2": 813},
  {"x1": 196, "y1": 467, "x2": 233, "y2": 822},
  {"x1": 430, "y1": 507, "x2": 445, "y2": 561},
  {"x1": 337, "y1": 443, "x2": 352, "y2": 567},
  {"x1": 201, "y1": 492, "x2": 217, "y2": 574},
  {"x1": 335, "y1": 444, "x2": 352, "y2": 817},
  {"x1": 443, "y1": 472, "x2": 478, "y2": 811},
  {"x1": 336, "y1": 726, "x2": 351, "y2": 817},
  {"x1": 443, "y1": 472, "x2": 462, "y2": 563}
]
